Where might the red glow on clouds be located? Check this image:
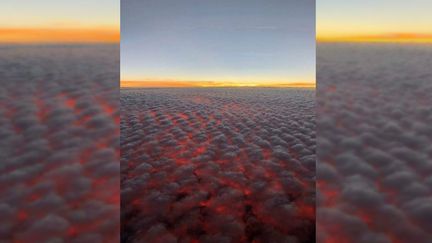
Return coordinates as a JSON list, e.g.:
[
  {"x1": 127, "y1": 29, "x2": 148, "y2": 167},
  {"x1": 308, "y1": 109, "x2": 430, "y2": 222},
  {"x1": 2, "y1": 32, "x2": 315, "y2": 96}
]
[
  {"x1": 18, "y1": 211, "x2": 28, "y2": 221},
  {"x1": 4, "y1": 86, "x2": 119, "y2": 242},
  {"x1": 121, "y1": 89, "x2": 316, "y2": 242}
]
